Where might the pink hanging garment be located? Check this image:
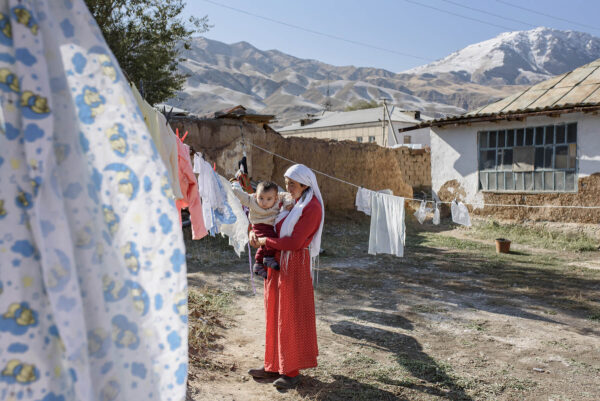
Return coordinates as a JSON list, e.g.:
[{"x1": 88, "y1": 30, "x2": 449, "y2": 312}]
[{"x1": 175, "y1": 135, "x2": 208, "y2": 239}]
